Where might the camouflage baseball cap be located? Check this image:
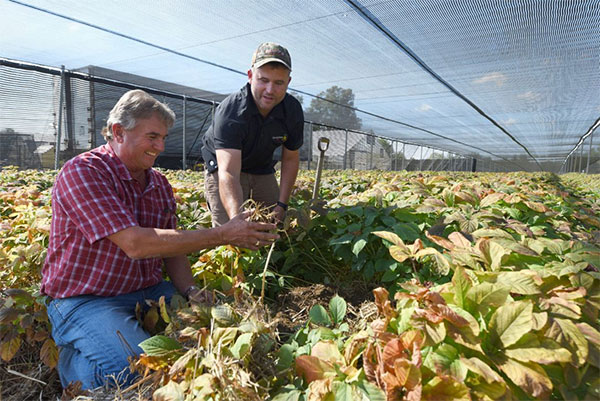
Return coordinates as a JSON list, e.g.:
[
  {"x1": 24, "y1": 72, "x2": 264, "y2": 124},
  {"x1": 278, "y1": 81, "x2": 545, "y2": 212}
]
[{"x1": 251, "y1": 42, "x2": 292, "y2": 71}]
